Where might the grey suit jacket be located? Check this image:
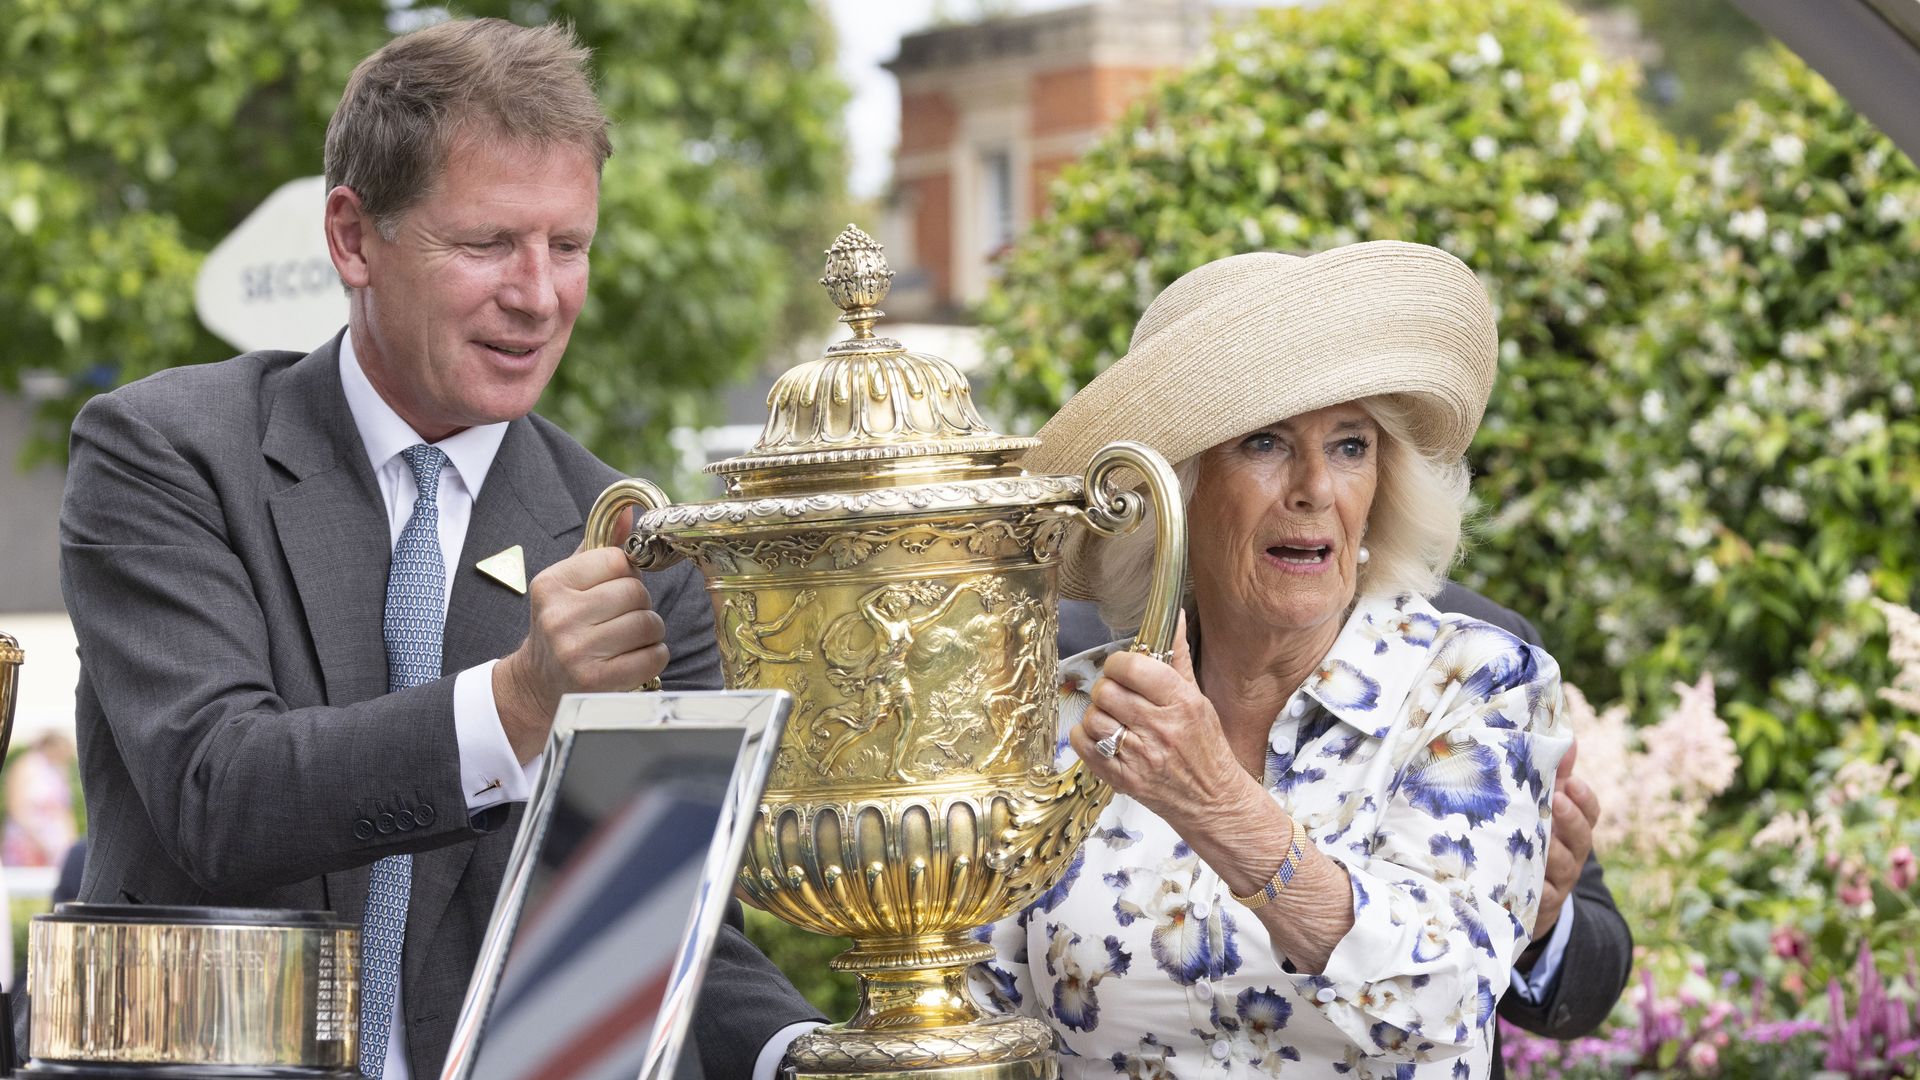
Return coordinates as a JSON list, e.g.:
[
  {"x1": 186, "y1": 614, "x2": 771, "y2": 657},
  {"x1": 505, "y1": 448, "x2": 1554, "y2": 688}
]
[
  {"x1": 53, "y1": 336, "x2": 818, "y2": 1079},
  {"x1": 1057, "y1": 586, "x2": 1632, "y2": 1072}
]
